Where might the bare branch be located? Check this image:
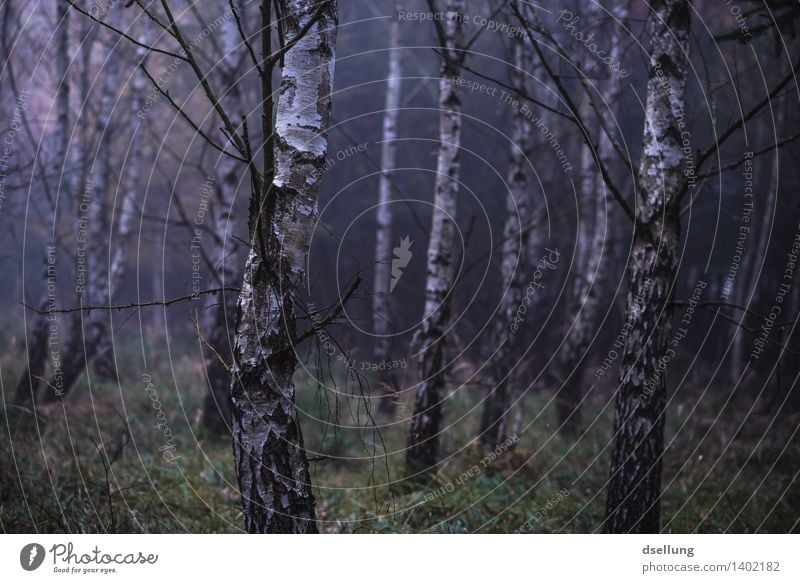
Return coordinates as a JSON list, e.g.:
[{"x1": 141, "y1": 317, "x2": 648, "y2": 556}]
[
  {"x1": 66, "y1": 0, "x2": 187, "y2": 61},
  {"x1": 158, "y1": 0, "x2": 249, "y2": 158},
  {"x1": 23, "y1": 288, "x2": 241, "y2": 315},
  {"x1": 229, "y1": 0, "x2": 263, "y2": 76},
  {"x1": 194, "y1": 315, "x2": 232, "y2": 372},
  {"x1": 696, "y1": 131, "x2": 800, "y2": 180},
  {"x1": 294, "y1": 275, "x2": 362, "y2": 344},
  {"x1": 689, "y1": 58, "x2": 800, "y2": 196},
  {"x1": 139, "y1": 64, "x2": 247, "y2": 163},
  {"x1": 265, "y1": 0, "x2": 331, "y2": 69},
  {"x1": 424, "y1": 0, "x2": 447, "y2": 49},
  {"x1": 507, "y1": 2, "x2": 634, "y2": 222}
]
